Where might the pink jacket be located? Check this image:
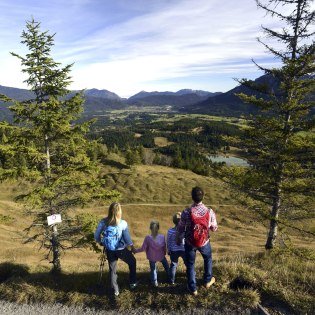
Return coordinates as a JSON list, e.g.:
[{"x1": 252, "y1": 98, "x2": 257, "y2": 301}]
[{"x1": 135, "y1": 234, "x2": 166, "y2": 262}]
